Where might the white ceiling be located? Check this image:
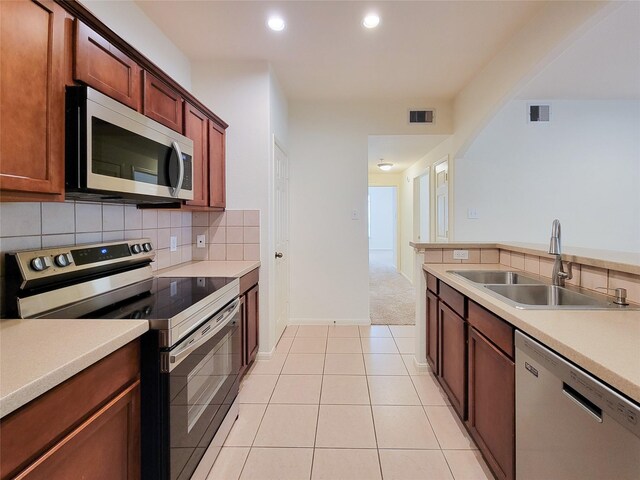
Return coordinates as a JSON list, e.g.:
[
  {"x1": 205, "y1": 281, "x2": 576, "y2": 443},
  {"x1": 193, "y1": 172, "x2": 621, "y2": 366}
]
[
  {"x1": 136, "y1": 0, "x2": 544, "y2": 100},
  {"x1": 518, "y1": 1, "x2": 640, "y2": 100},
  {"x1": 368, "y1": 135, "x2": 449, "y2": 173}
]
